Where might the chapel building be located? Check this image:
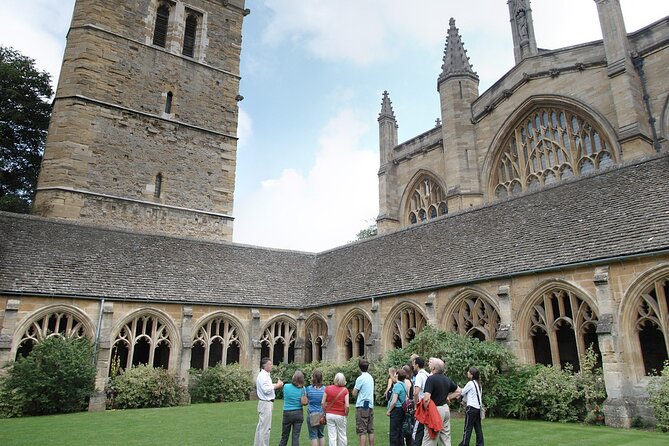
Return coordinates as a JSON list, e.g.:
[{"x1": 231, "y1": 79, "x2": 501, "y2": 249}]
[{"x1": 0, "y1": 0, "x2": 668, "y2": 427}]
